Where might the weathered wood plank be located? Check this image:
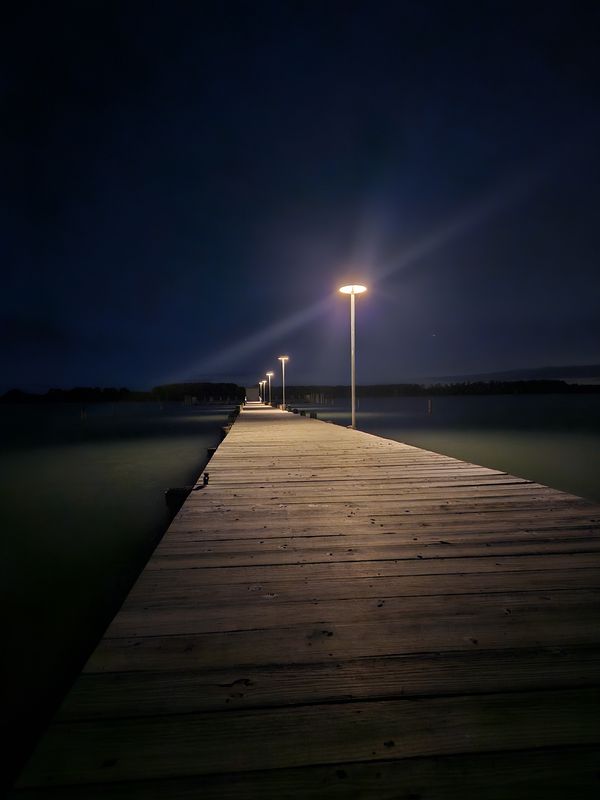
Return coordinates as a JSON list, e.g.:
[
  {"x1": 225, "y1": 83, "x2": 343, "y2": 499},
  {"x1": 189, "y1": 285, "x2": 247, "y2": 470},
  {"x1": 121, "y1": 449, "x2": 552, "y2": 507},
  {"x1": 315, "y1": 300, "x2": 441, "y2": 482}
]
[
  {"x1": 103, "y1": 588, "x2": 600, "y2": 638},
  {"x1": 152, "y1": 525, "x2": 600, "y2": 553},
  {"x1": 10, "y1": 747, "x2": 600, "y2": 799},
  {"x1": 121, "y1": 567, "x2": 600, "y2": 609},
  {"x1": 127, "y1": 550, "x2": 600, "y2": 586},
  {"x1": 86, "y1": 604, "x2": 600, "y2": 673},
  {"x1": 144, "y1": 537, "x2": 600, "y2": 569},
  {"x1": 57, "y1": 646, "x2": 600, "y2": 721},
  {"x1": 16, "y1": 689, "x2": 600, "y2": 787}
]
